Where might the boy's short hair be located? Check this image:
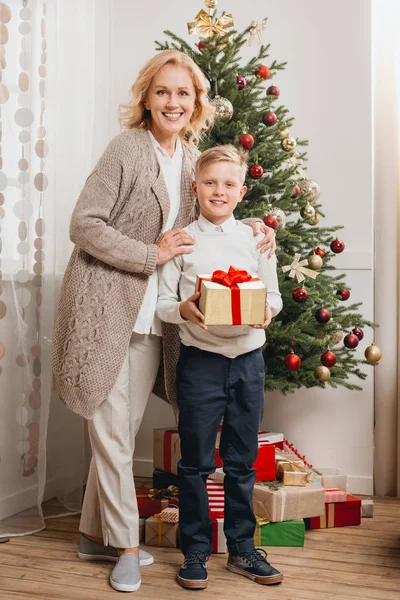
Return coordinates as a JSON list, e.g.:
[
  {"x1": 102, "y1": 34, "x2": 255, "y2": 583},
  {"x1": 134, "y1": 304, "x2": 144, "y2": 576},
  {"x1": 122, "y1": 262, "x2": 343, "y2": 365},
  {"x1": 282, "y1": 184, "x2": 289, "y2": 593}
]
[{"x1": 195, "y1": 144, "x2": 248, "y2": 182}]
